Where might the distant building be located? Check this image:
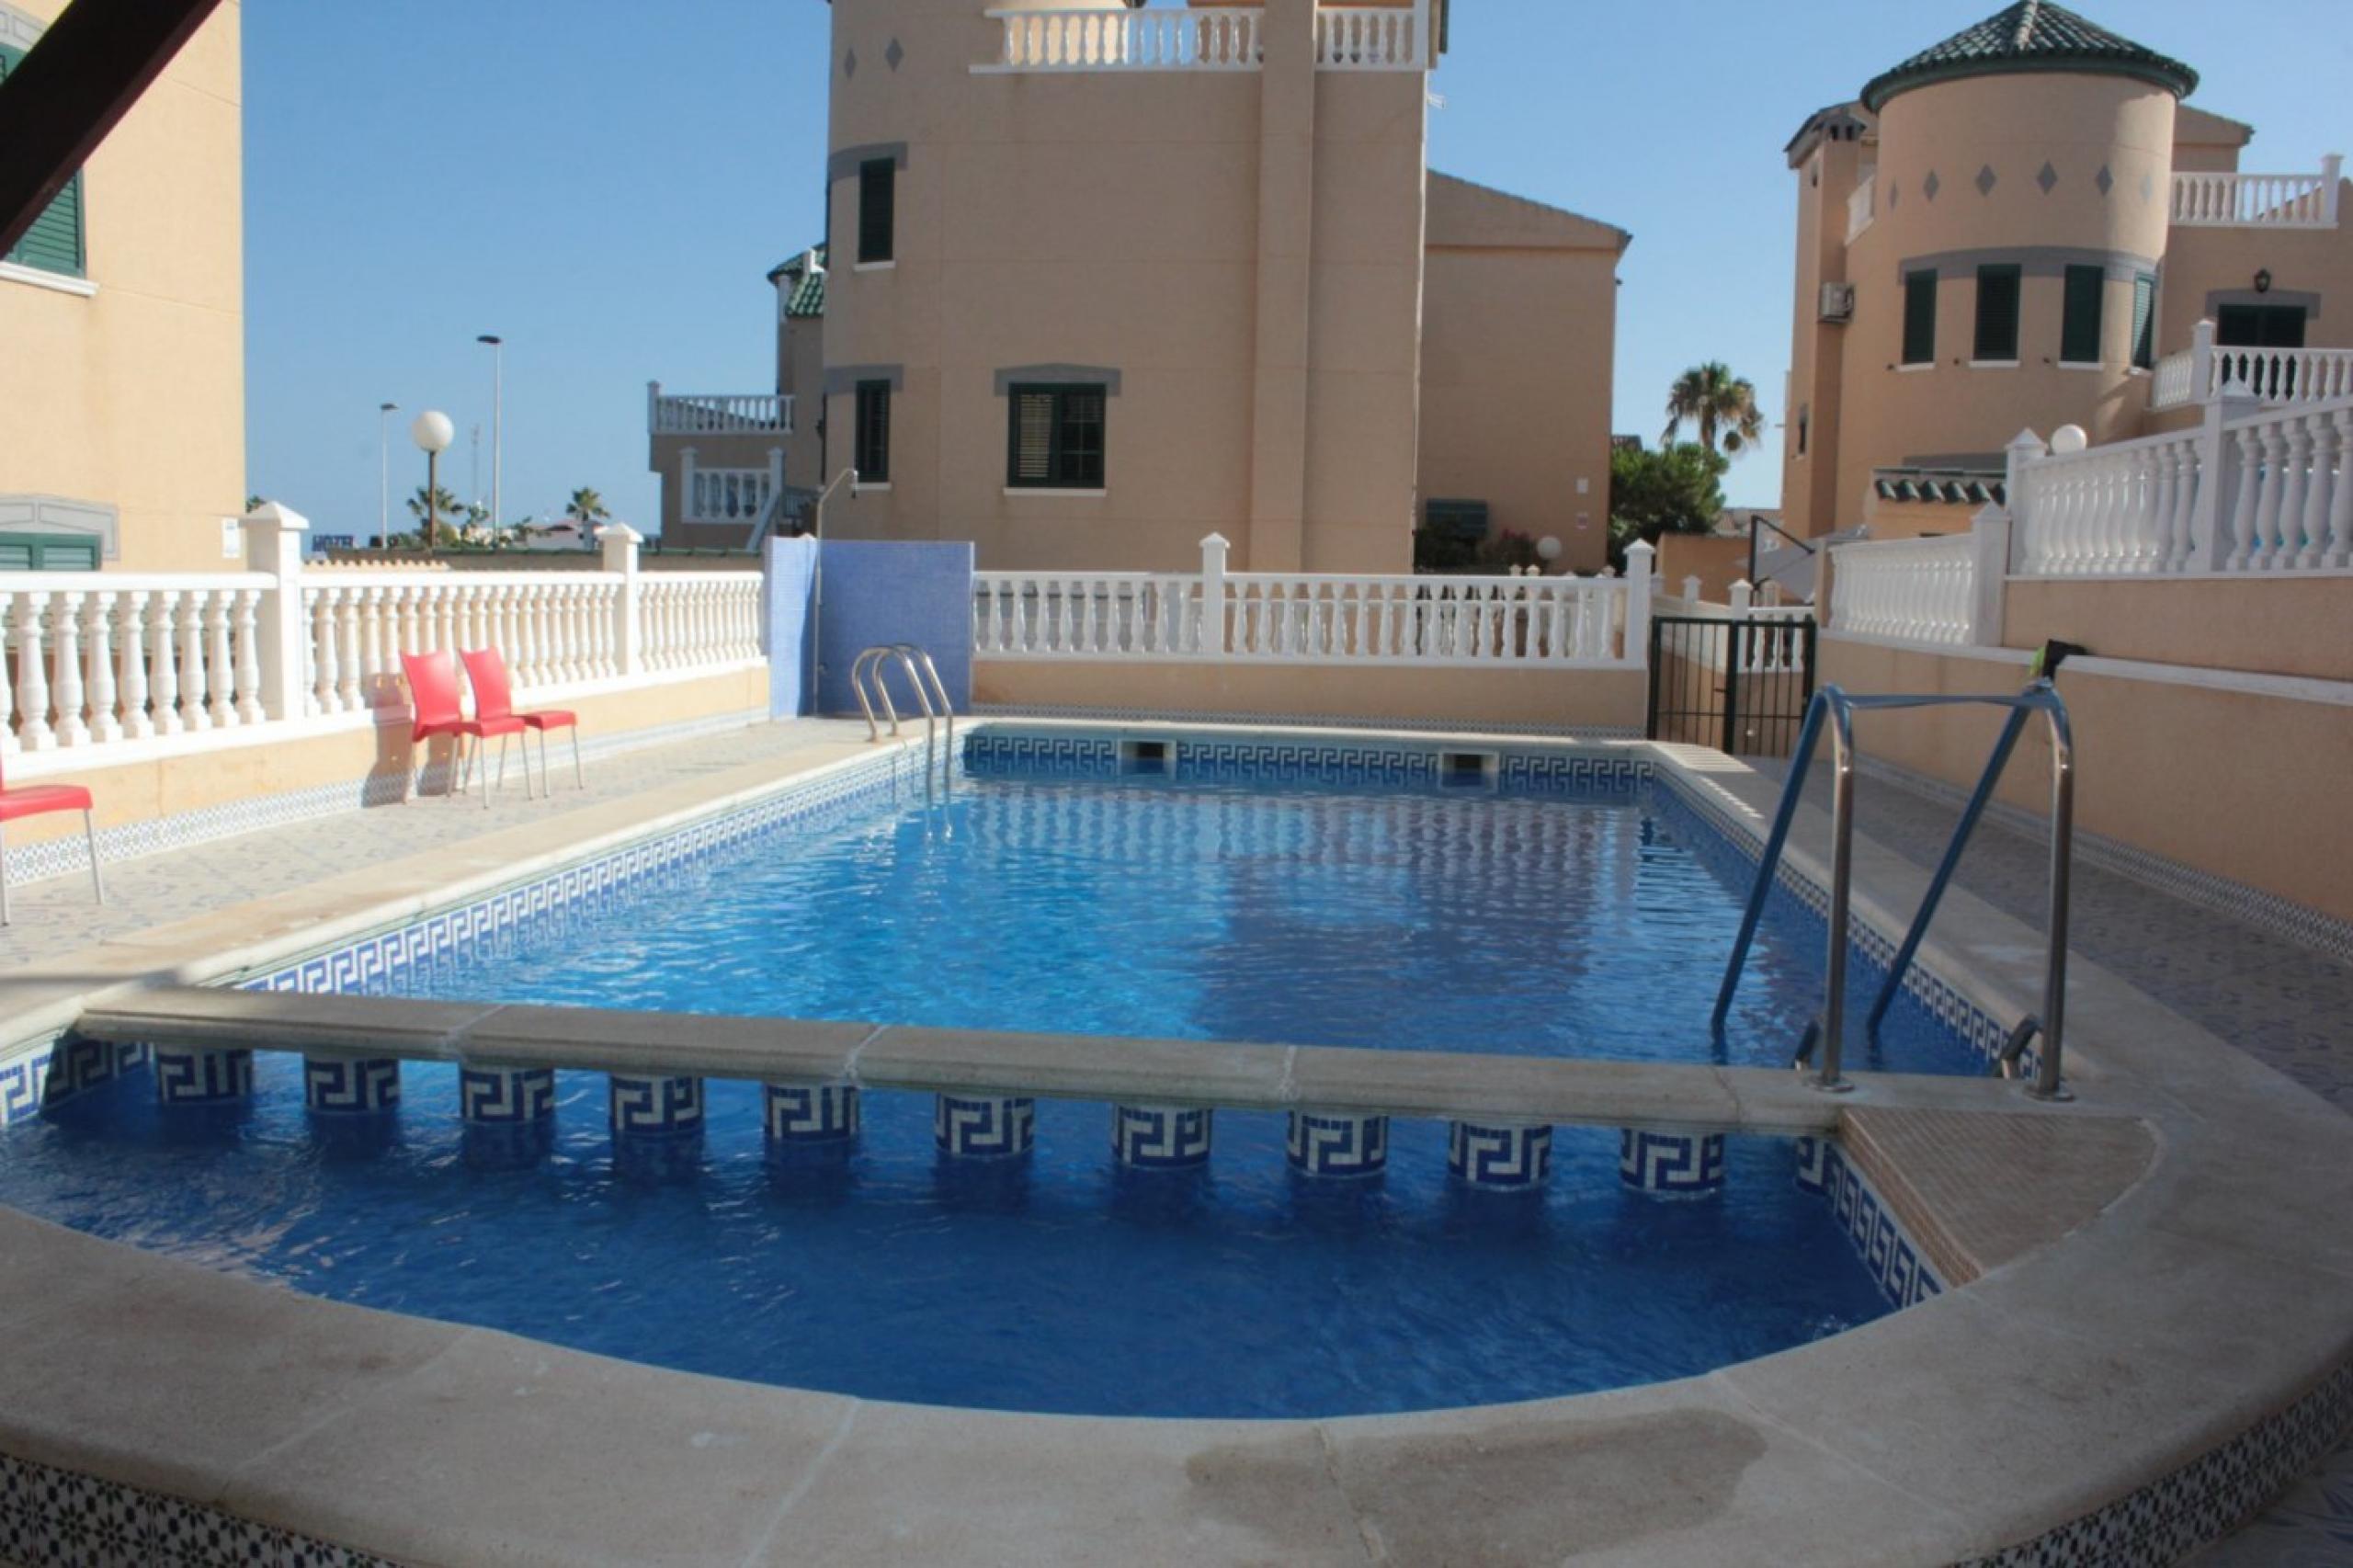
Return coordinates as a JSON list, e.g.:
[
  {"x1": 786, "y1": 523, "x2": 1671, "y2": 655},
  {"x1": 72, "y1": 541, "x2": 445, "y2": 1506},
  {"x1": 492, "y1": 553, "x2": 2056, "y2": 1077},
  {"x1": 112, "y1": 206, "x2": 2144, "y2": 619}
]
[
  {"x1": 1782, "y1": 1, "x2": 2353, "y2": 540},
  {"x1": 649, "y1": 0, "x2": 1629, "y2": 574}
]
